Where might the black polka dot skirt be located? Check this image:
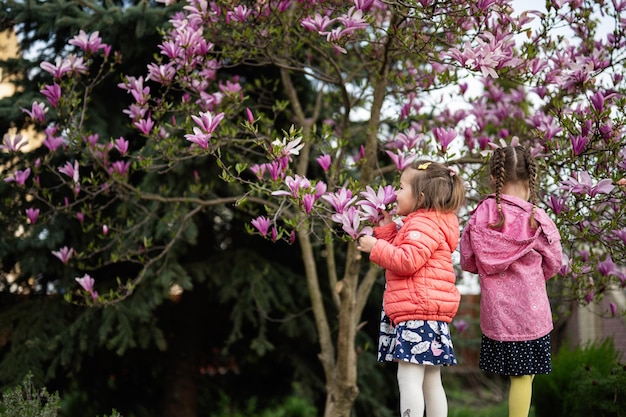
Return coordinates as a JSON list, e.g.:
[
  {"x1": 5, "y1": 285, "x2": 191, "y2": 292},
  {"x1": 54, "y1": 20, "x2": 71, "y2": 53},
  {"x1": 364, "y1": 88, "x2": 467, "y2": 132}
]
[{"x1": 479, "y1": 334, "x2": 552, "y2": 376}]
